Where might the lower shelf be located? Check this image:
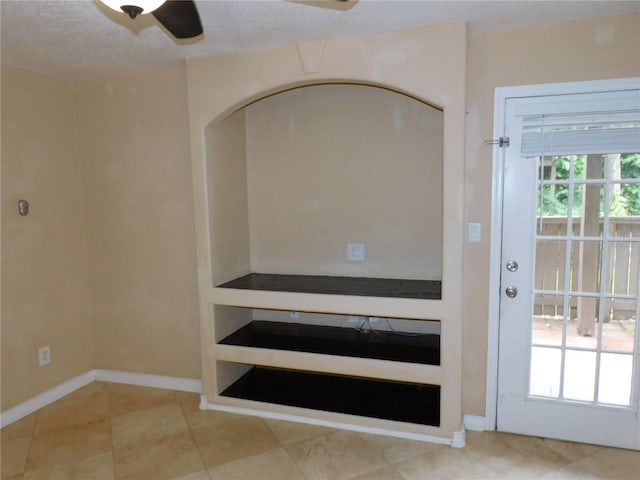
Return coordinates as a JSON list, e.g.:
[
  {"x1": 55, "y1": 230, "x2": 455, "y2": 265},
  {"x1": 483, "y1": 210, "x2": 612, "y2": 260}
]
[{"x1": 220, "y1": 366, "x2": 440, "y2": 427}]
